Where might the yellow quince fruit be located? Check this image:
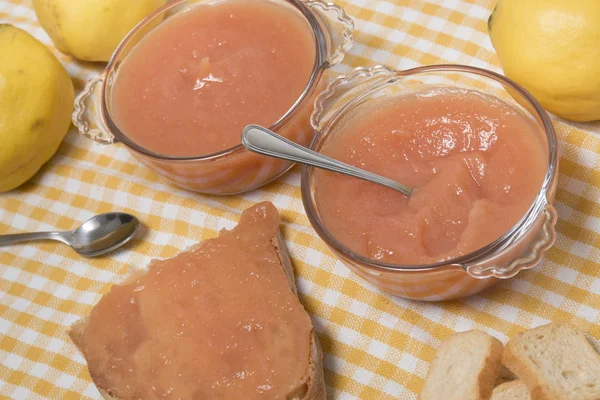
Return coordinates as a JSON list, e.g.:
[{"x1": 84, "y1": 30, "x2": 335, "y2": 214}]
[
  {"x1": 489, "y1": 0, "x2": 600, "y2": 122},
  {"x1": 33, "y1": 0, "x2": 168, "y2": 62},
  {"x1": 0, "y1": 24, "x2": 74, "y2": 192}
]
